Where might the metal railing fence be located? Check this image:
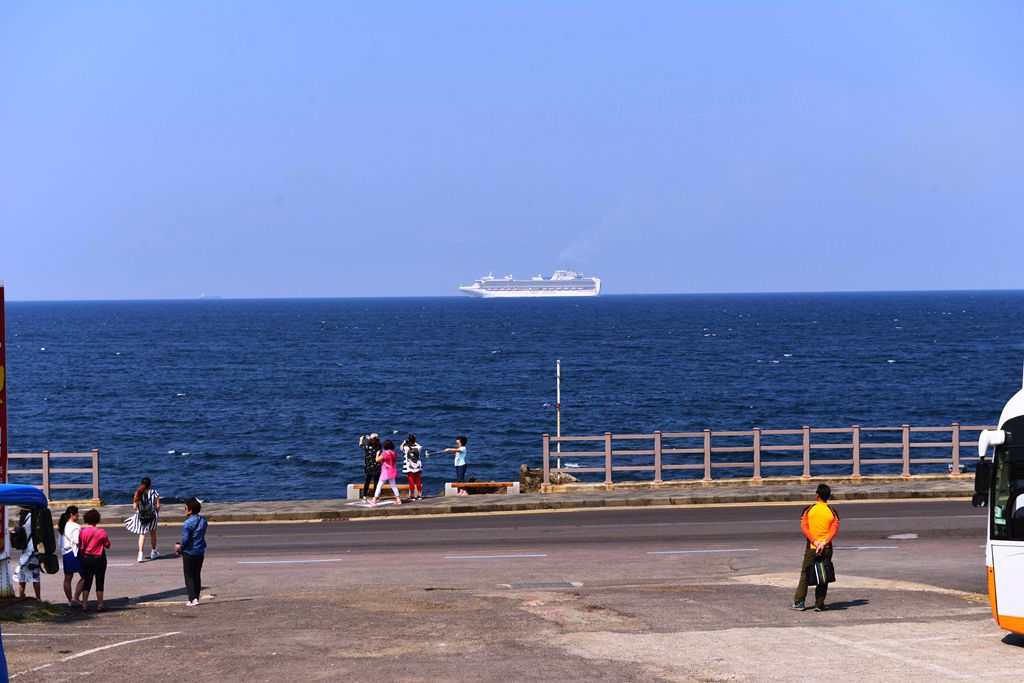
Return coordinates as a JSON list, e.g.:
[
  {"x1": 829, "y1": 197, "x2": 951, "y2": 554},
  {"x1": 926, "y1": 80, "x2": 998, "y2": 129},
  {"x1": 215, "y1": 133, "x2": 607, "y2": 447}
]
[
  {"x1": 6, "y1": 450, "x2": 101, "y2": 504},
  {"x1": 541, "y1": 424, "x2": 992, "y2": 488}
]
